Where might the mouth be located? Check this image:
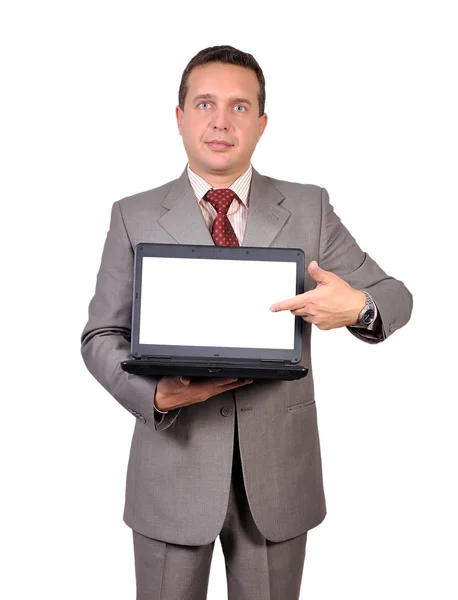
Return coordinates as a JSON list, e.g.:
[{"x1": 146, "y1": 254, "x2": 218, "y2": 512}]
[{"x1": 206, "y1": 140, "x2": 233, "y2": 152}]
